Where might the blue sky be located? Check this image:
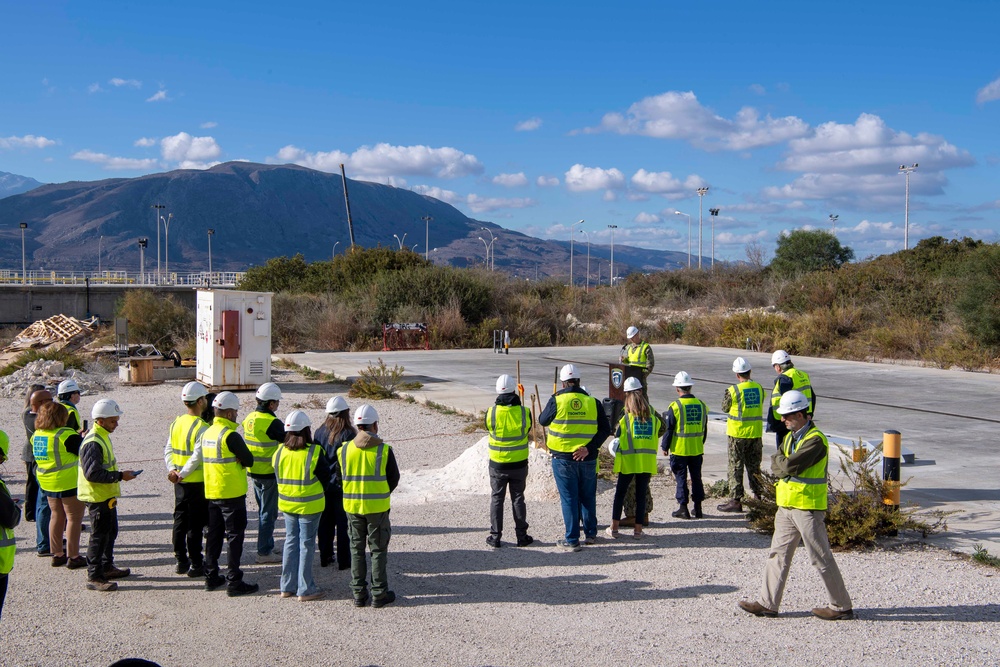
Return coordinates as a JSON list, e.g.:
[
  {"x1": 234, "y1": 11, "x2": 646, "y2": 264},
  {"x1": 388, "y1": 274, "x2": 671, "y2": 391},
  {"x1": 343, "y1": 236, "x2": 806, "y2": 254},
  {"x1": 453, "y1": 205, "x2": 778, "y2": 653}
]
[{"x1": 2, "y1": 0, "x2": 999, "y2": 261}]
